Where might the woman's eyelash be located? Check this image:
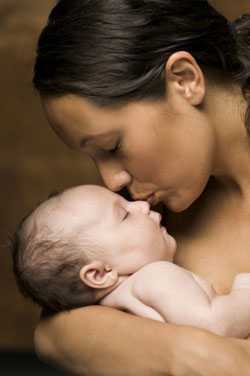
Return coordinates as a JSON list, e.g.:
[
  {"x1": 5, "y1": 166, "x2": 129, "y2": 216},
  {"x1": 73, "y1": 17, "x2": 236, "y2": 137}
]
[{"x1": 109, "y1": 140, "x2": 121, "y2": 154}]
